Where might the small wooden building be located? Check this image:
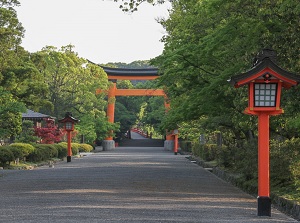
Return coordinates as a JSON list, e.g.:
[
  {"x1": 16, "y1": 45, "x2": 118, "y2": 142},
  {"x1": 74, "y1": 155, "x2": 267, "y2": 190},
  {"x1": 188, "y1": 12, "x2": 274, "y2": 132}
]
[{"x1": 22, "y1": 109, "x2": 55, "y2": 127}]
